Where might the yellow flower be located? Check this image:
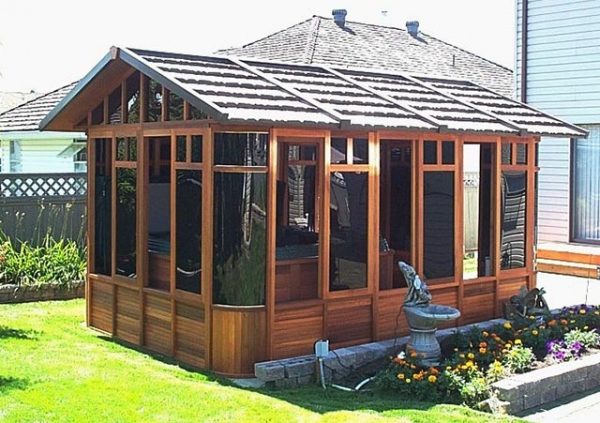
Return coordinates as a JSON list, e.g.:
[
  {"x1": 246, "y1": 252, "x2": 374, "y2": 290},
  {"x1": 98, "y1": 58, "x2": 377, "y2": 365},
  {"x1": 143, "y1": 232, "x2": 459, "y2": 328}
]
[
  {"x1": 514, "y1": 339, "x2": 522, "y2": 345},
  {"x1": 505, "y1": 343, "x2": 512, "y2": 350},
  {"x1": 397, "y1": 373, "x2": 405, "y2": 380},
  {"x1": 503, "y1": 322, "x2": 512, "y2": 330},
  {"x1": 428, "y1": 375, "x2": 437, "y2": 383},
  {"x1": 479, "y1": 347, "x2": 487, "y2": 354},
  {"x1": 446, "y1": 366, "x2": 452, "y2": 371},
  {"x1": 584, "y1": 326, "x2": 589, "y2": 331},
  {"x1": 459, "y1": 353, "x2": 465, "y2": 359},
  {"x1": 594, "y1": 310, "x2": 599, "y2": 316},
  {"x1": 580, "y1": 309, "x2": 587, "y2": 315},
  {"x1": 467, "y1": 352, "x2": 475, "y2": 360},
  {"x1": 466, "y1": 360, "x2": 475, "y2": 368},
  {"x1": 482, "y1": 331, "x2": 489, "y2": 338},
  {"x1": 405, "y1": 378, "x2": 411, "y2": 384},
  {"x1": 529, "y1": 315, "x2": 535, "y2": 320},
  {"x1": 532, "y1": 330, "x2": 539, "y2": 336}
]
